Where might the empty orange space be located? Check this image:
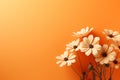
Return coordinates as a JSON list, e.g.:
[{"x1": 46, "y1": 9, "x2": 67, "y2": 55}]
[{"x1": 0, "y1": 0, "x2": 120, "y2": 80}]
